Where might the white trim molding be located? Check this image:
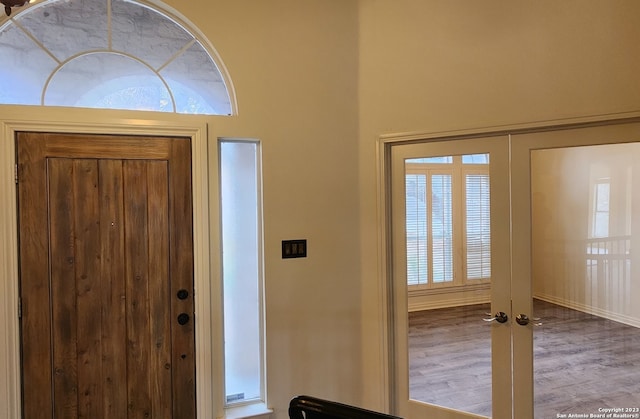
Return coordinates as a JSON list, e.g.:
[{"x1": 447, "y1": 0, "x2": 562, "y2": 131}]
[
  {"x1": 0, "y1": 105, "x2": 216, "y2": 419},
  {"x1": 376, "y1": 110, "x2": 640, "y2": 416},
  {"x1": 0, "y1": 112, "x2": 21, "y2": 419}
]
